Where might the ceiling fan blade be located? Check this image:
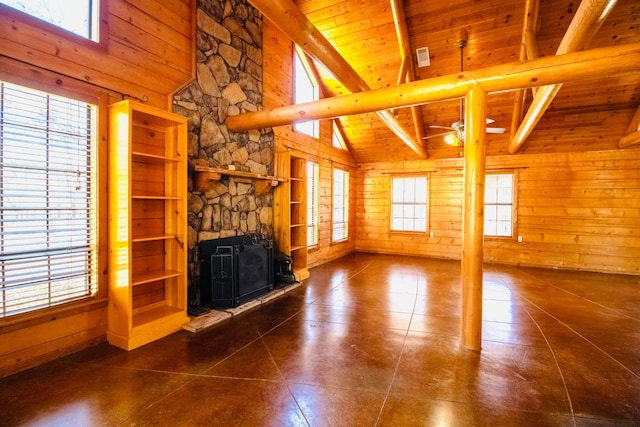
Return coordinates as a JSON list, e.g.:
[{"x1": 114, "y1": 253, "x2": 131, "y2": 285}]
[
  {"x1": 429, "y1": 125, "x2": 455, "y2": 131},
  {"x1": 423, "y1": 131, "x2": 455, "y2": 140},
  {"x1": 486, "y1": 127, "x2": 506, "y2": 134}
]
